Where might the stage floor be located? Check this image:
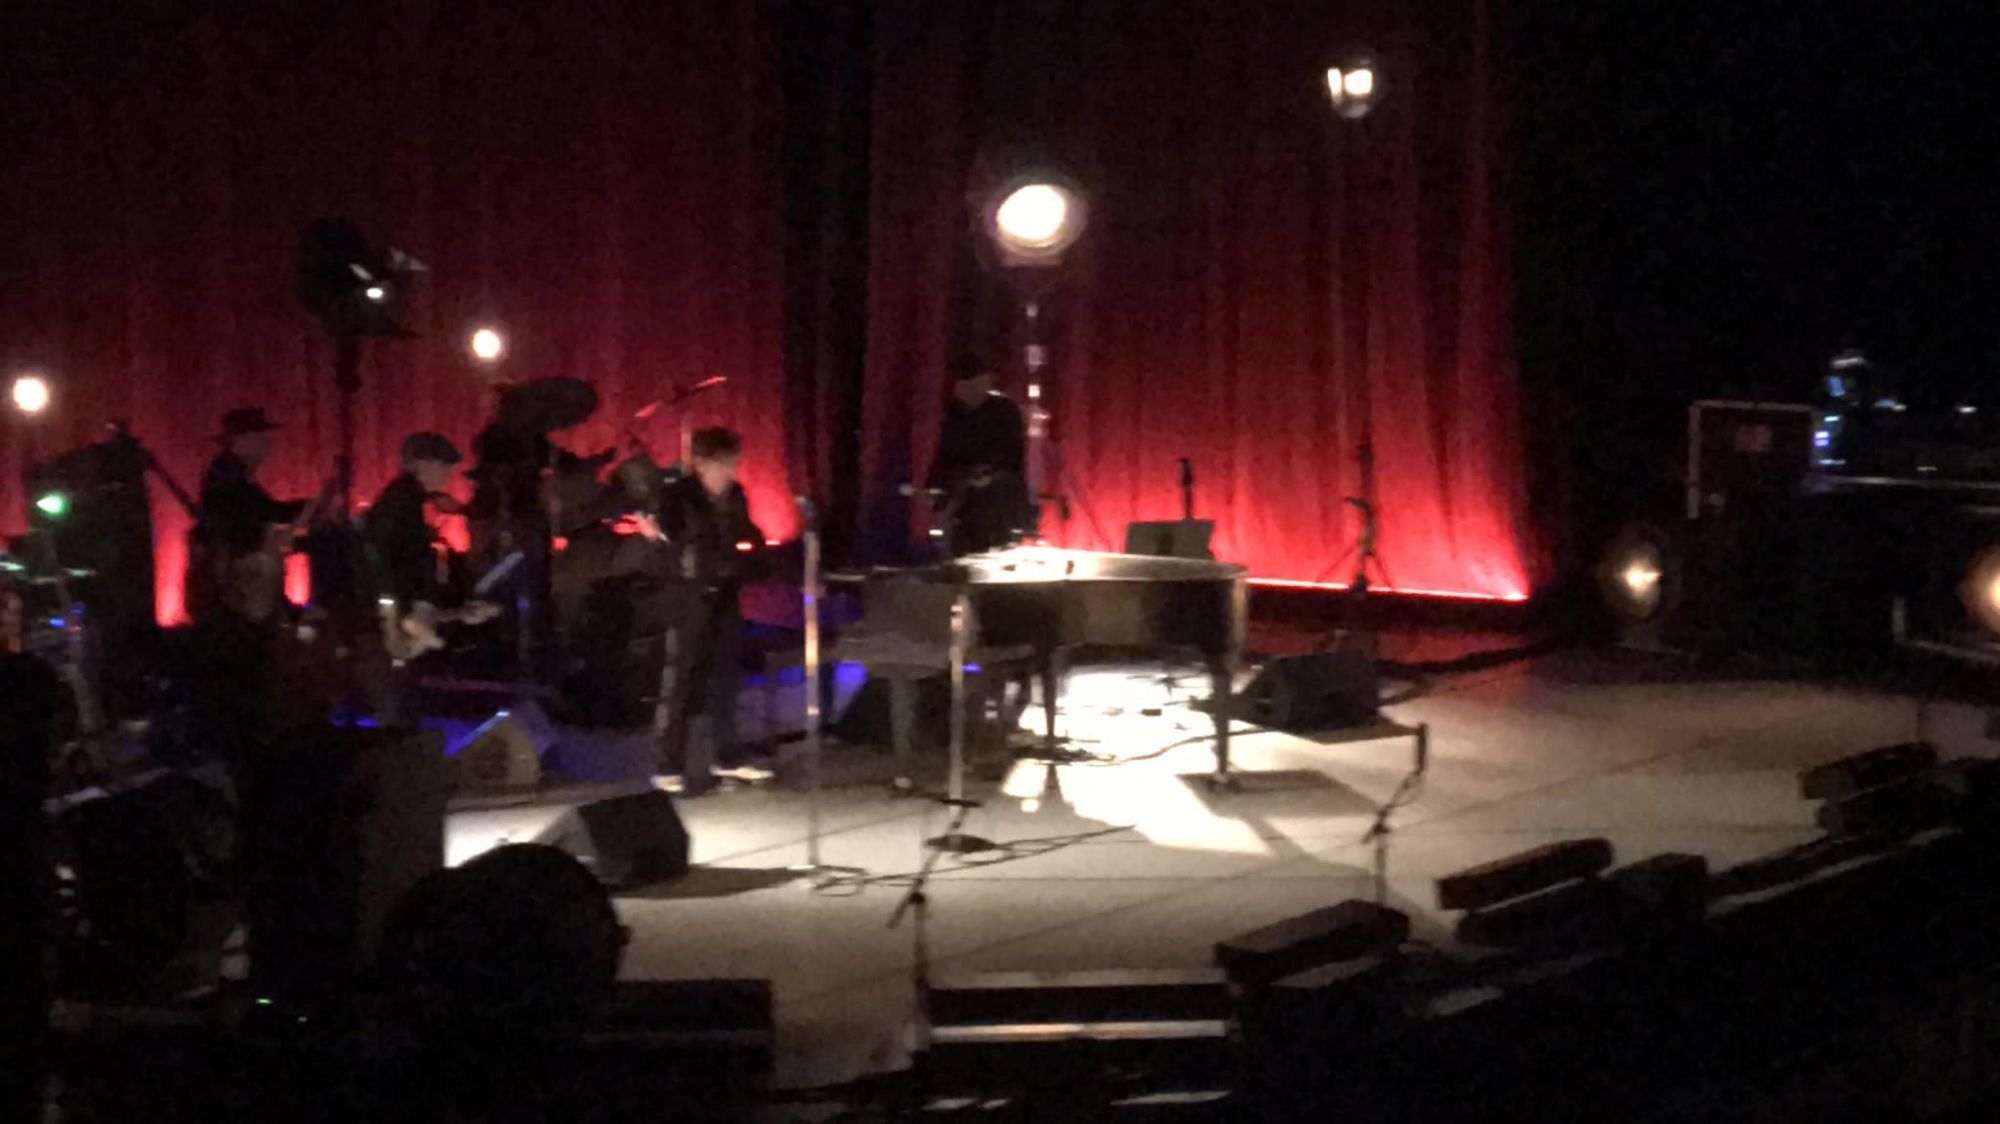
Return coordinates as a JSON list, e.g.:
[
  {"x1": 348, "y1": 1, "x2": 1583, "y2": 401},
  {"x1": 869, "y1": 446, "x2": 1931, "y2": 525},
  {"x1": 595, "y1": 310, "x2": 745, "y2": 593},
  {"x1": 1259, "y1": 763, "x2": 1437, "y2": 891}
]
[{"x1": 444, "y1": 647, "x2": 1999, "y2": 1091}]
